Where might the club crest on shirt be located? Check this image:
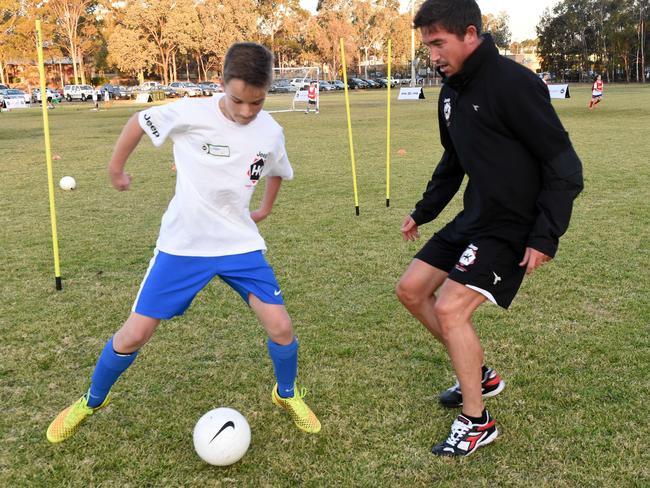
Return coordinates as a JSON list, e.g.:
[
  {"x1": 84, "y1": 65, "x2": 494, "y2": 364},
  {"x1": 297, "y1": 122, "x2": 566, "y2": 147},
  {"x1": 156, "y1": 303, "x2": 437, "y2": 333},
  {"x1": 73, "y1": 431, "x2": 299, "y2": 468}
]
[
  {"x1": 455, "y1": 243, "x2": 478, "y2": 272},
  {"x1": 245, "y1": 152, "x2": 268, "y2": 188},
  {"x1": 443, "y1": 98, "x2": 452, "y2": 126}
]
